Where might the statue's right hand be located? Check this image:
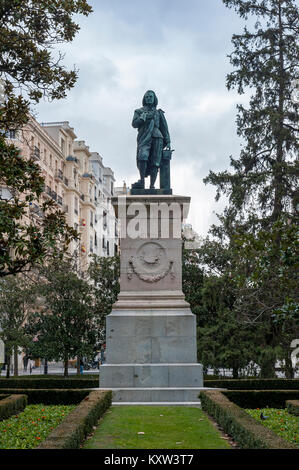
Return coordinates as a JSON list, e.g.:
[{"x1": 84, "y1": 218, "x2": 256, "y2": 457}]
[{"x1": 140, "y1": 112, "x2": 147, "y2": 121}]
